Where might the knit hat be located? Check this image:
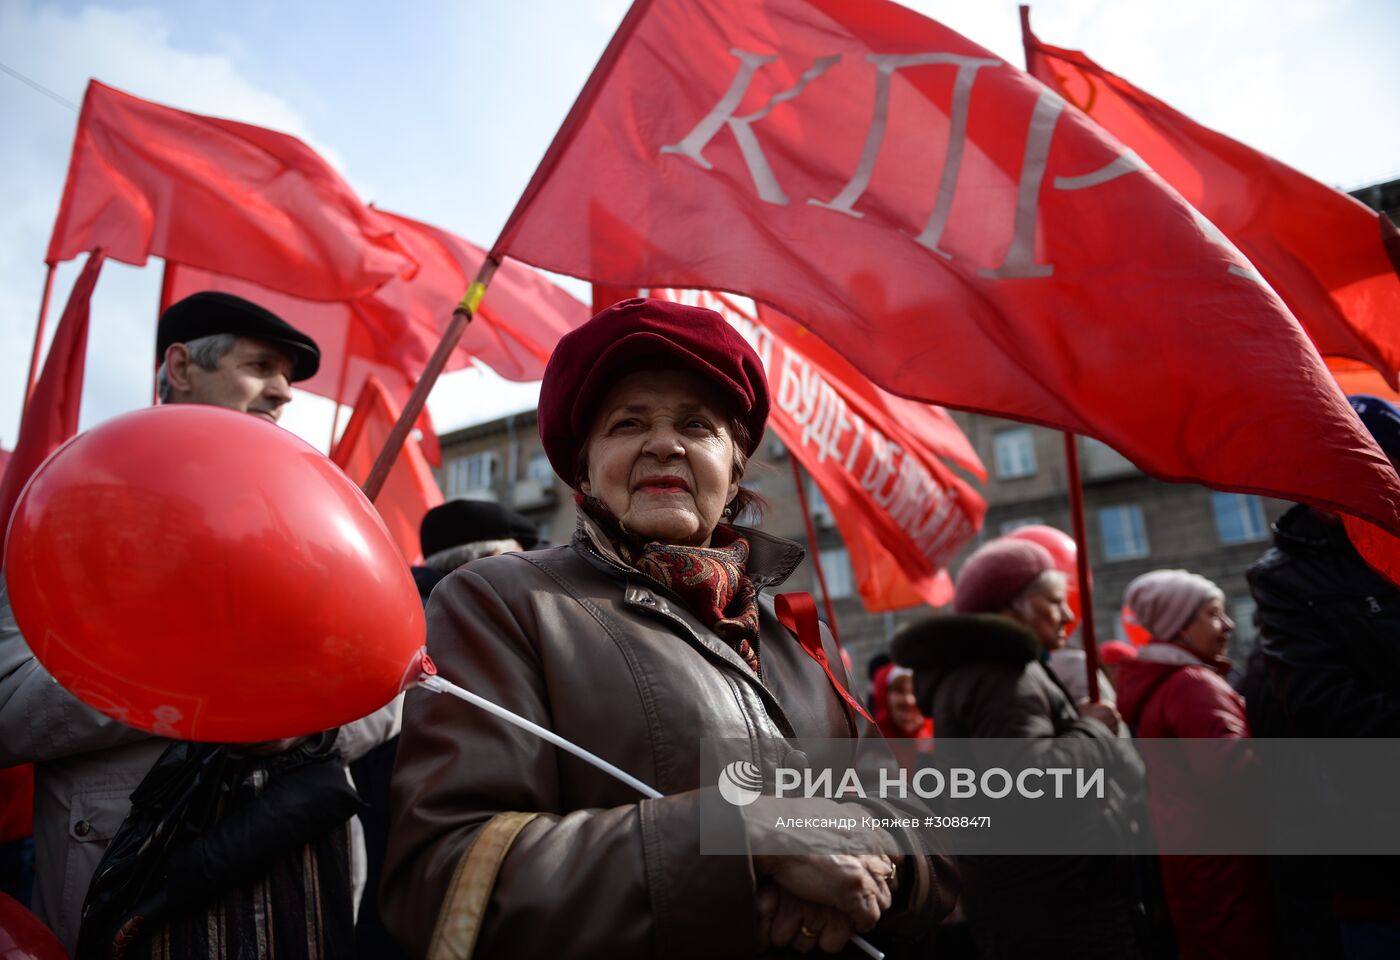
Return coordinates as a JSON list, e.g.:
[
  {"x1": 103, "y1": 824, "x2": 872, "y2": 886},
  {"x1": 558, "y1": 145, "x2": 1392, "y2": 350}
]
[
  {"x1": 1123, "y1": 570, "x2": 1224, "y2": 642},
  {"x1": 952, "y1": 538, "x2": 1056, "y2": 614}
]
